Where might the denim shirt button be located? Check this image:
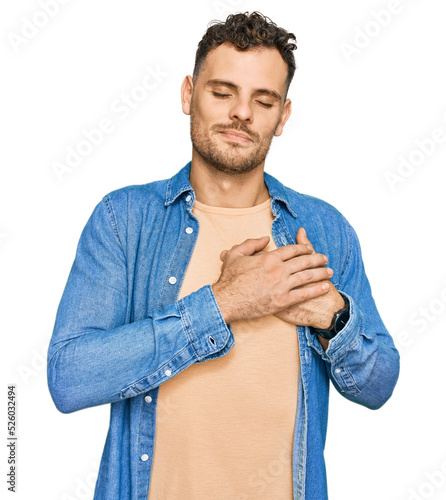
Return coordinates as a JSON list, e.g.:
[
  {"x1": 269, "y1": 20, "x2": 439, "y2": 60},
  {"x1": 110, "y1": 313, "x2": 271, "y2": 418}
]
[
  {"x1": 168, "y1": 276, "x2": 177, "y2": 285},
  {"x1": 165, "y1": 369, "x2": 172, "y2": 376},
  {"x1": 144, "y1": 396, "x2": 152, "y2": 403},
  {"x1": 141, "y1": 454, "x2": 149, "y2": 462},
  {"x1": 185, "y1": 227, "x2": 193, "y2": 234},
  {"x1": 186, "y1": 195, "x2": 191, "y2": 202},
  {"x1": 335, "y1": 368, "x2": 341, "y2": 374}
]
